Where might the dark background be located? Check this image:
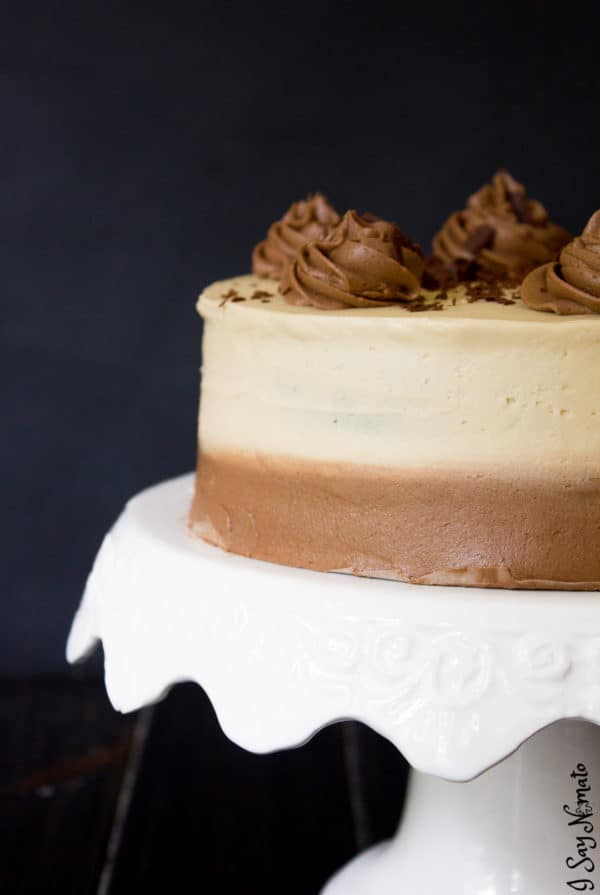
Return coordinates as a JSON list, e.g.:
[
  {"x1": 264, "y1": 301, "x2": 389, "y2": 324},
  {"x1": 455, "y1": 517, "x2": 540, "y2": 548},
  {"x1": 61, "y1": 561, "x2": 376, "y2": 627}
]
[{"x1": 3, "y1": 2, "x2": 600, "y2": 672}]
